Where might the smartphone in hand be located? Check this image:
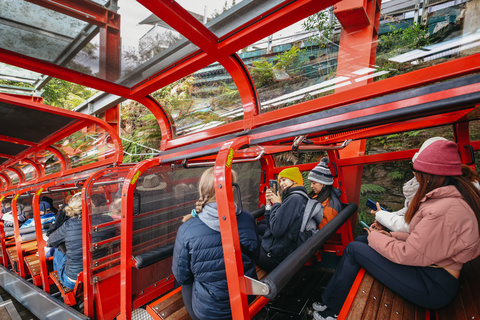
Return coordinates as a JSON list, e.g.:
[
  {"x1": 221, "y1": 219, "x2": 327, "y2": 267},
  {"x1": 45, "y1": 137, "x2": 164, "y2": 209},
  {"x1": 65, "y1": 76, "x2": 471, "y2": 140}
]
[
  {"x1": 360, "y1": 220, "x2": 370, "y2": 229},
  {"x1": 269, "y1": 179, "x2": 278, "y2": 195},
  {"x1": 366, "y1": 199, "x2": 387, "y2": 212}
]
